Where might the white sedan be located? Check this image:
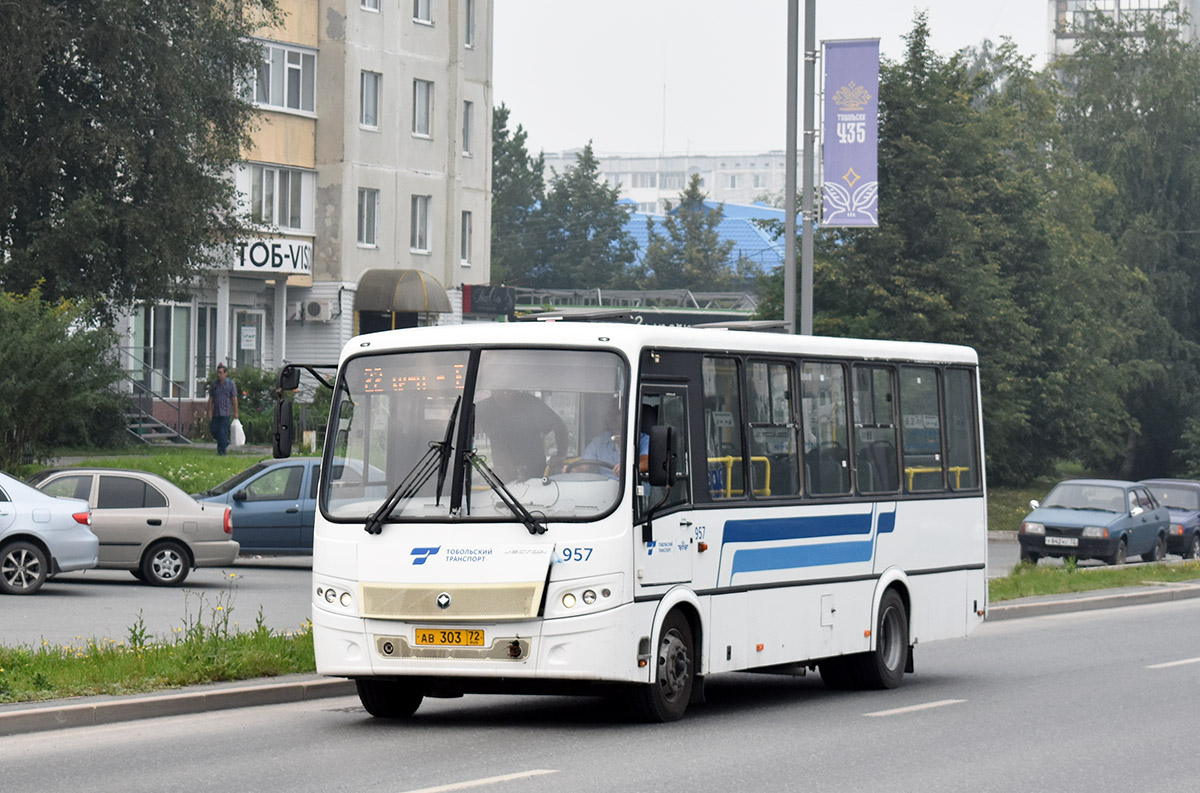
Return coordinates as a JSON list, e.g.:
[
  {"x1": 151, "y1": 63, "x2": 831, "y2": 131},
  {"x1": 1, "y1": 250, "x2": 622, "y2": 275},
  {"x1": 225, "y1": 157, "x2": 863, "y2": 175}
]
[{"x1": 0, "y1": 470, "x2": 98, "y2": 595}]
